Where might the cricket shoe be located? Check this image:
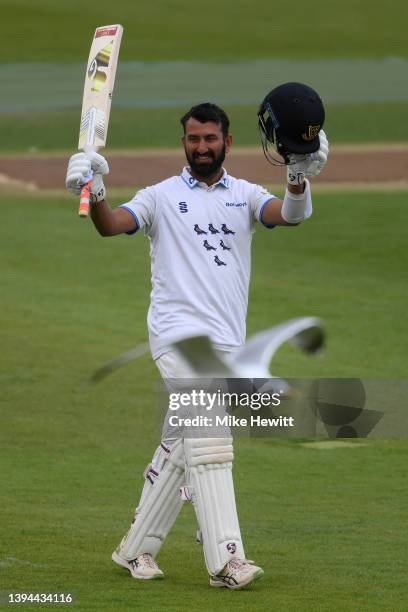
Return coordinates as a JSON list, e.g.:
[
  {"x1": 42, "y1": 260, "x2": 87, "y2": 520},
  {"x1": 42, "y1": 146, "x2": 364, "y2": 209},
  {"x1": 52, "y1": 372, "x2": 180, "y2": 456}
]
[
  {"x1": 210, "y1": 558, "x2": 264, "y2": 590},
  {"x1": 112, "y1": 550, "x2": 164, "y2": 580}
]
